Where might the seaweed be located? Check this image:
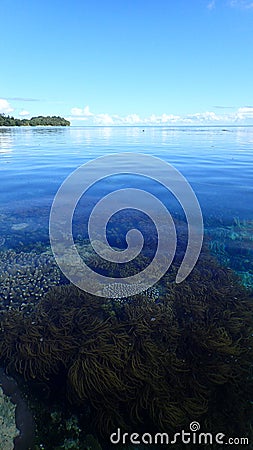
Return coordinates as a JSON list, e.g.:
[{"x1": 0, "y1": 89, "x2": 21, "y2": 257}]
[{"x1": 0, "y1": 251, "x2": 252, "y2": 448}]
